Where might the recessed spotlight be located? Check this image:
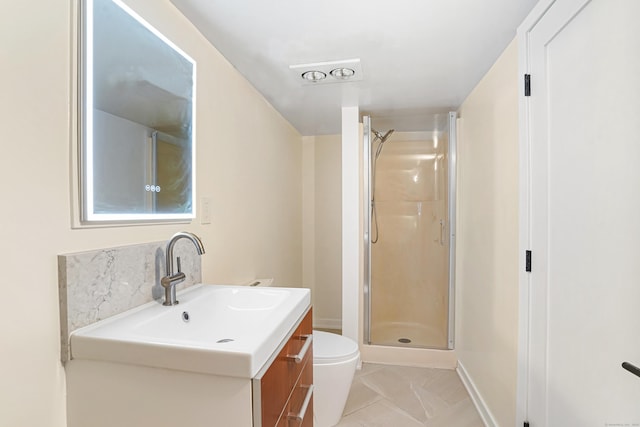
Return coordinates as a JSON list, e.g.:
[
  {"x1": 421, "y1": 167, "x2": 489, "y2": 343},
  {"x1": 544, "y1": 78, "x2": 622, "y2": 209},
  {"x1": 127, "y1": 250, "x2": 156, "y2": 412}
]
[
  {"x1": 290, "y1": 59, "x2": 362, "y2": 85},
  {"x1": 330, "y1": 67, "x2": 356, "y2": 80},
  {"x1": 301, "y1": 70, "x2": 326, "y2": 82}
]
